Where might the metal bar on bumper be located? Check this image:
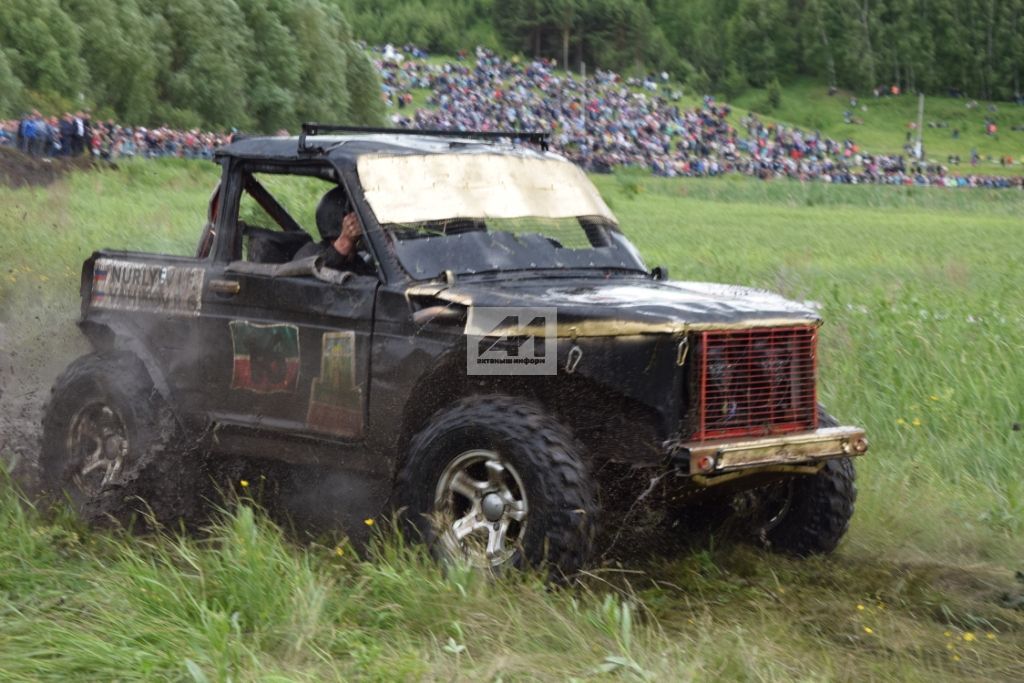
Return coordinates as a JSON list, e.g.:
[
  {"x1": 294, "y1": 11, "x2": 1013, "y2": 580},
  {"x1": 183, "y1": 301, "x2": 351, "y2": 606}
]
[{"x1": 678, "y1": 426, "x2": 868, "y2": 475}]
